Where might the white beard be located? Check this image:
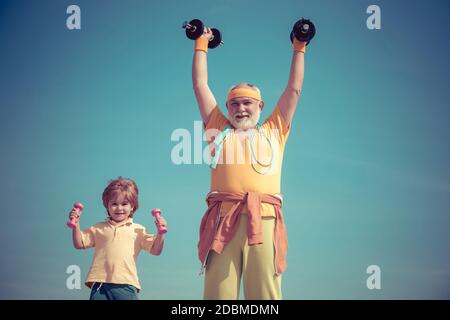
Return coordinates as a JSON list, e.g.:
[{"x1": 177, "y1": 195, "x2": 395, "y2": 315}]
[{"x1": 230, "y1": 113, "x2": 261, "y2": 130}]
